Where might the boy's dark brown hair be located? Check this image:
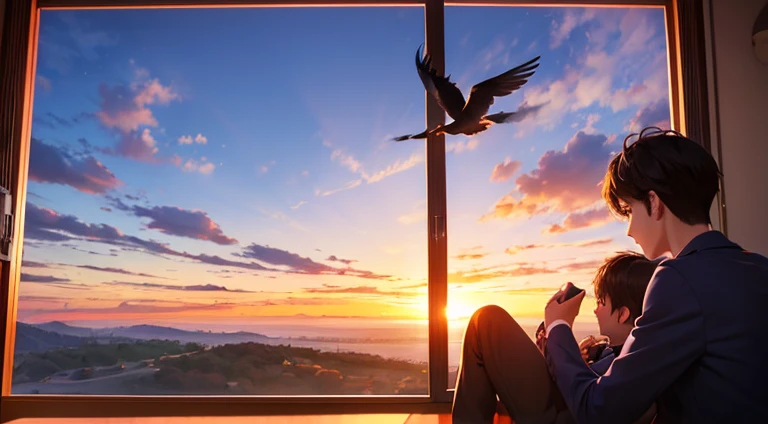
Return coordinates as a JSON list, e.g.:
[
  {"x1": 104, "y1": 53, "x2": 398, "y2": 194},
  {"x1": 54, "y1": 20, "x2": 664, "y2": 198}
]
[
  {"x1": 601, "y1": 127, "x2": 721, "y2": 225},
  {"x1": 593, "y1": 251, "x2": 659, "y2": 322}
]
